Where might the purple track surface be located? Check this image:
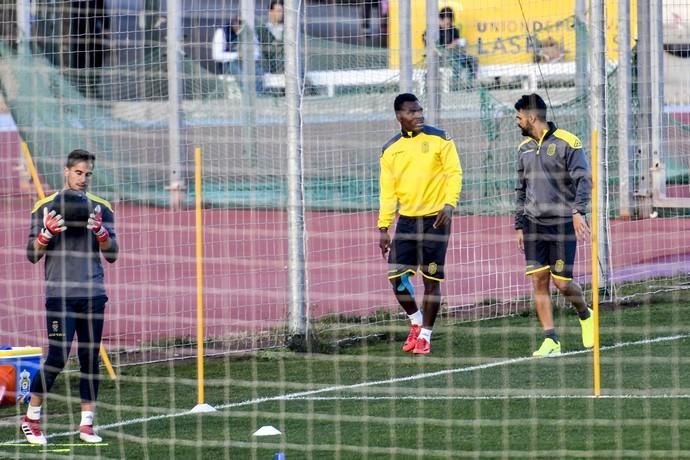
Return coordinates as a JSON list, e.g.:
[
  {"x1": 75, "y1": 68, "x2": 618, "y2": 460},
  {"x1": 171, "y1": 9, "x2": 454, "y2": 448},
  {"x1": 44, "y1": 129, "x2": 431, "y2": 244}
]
[{"x1": 1, "y1": 130, "x2": 689, "y2": 349}]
